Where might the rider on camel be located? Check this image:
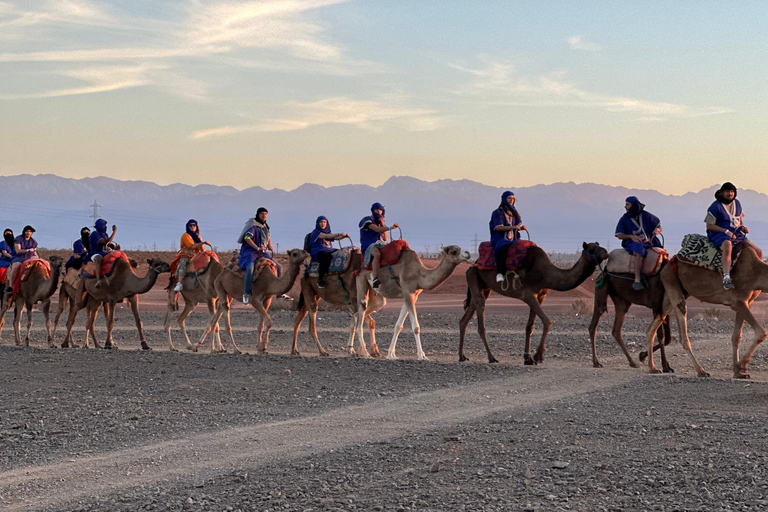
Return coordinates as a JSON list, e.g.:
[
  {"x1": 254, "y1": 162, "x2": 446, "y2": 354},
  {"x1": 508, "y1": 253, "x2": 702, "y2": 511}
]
[
  {"x1": 89, "y1": 219, "x2": 117, "y2": 288},
  {"x1": 359, "y1": 202, "x2": 398, "y2": 289},
  {"x1": 173, "y1": 219, "x2": 210, "y2": 292},
  {"x1": 615, "y1": 196, "x2": 663, "y2": 290},
  {"x1": 490, "y1": 191, "x2": 526, "y2": 283},
  {"x1": 705, "y1": 182, "x2": 763, "y2": 290},
  {"x1": 309, "y1": 216, "x2": 349, "y2": 289}
]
